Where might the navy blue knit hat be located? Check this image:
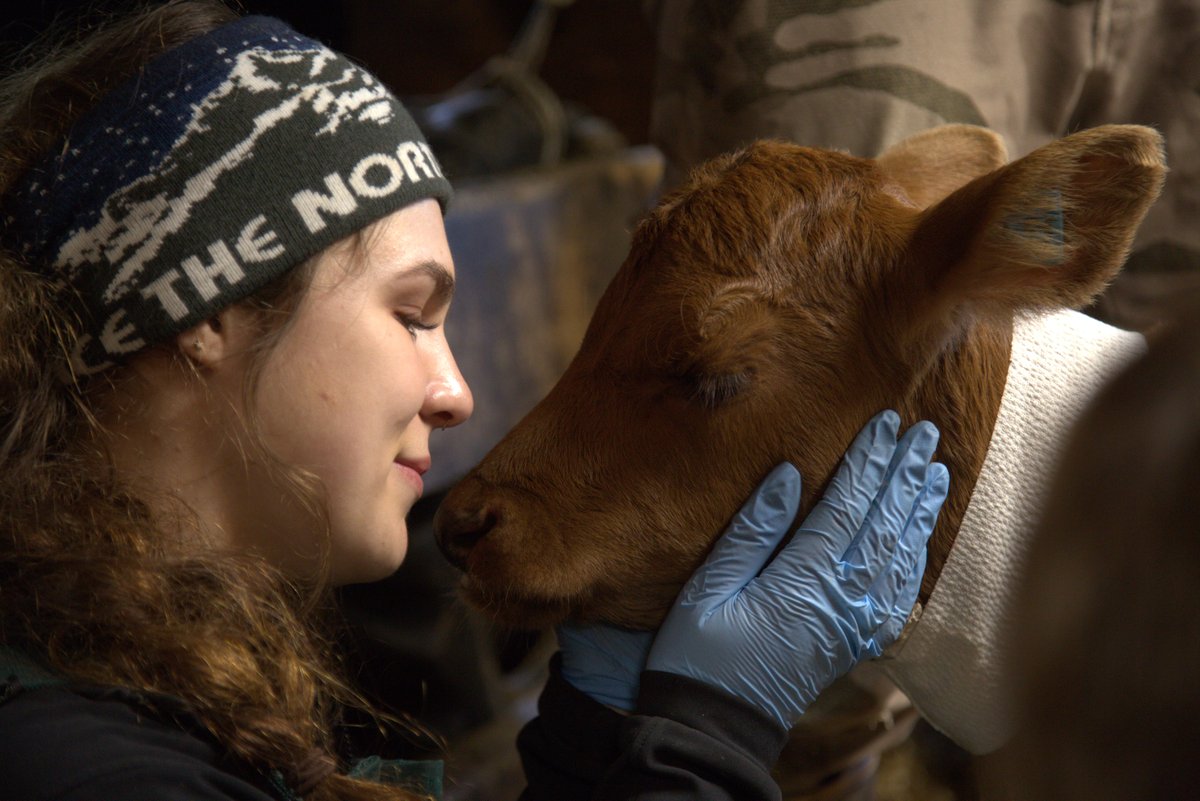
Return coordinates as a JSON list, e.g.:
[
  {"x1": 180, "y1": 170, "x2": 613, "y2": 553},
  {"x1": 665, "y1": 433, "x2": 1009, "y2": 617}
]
[{"x1": 3, "y1": 15, "x2": 452, "y2": 376}]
